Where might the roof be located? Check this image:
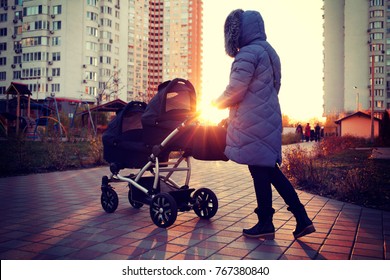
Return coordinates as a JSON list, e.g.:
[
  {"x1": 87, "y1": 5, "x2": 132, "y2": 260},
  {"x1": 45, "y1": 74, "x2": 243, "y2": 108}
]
[
  {"x1": 5, "y1": 82, "x2": 32, "y2": 96},
  {"x1": 45, "y1": 95, "x2": 96, "y2": 104},
  {"x1": 335, "y1": 111, "x2": 381, "y2": 124},
  {"x1": 77, "y1": 99, "x2": 127, "y2": 116}
]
